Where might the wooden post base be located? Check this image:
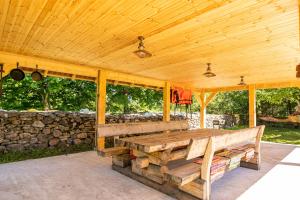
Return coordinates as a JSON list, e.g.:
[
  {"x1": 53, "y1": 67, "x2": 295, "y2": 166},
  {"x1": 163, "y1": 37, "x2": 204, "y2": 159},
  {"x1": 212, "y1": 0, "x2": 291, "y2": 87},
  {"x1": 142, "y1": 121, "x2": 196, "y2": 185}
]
[
  {"x1": 240, "y1": 161, "x2": 260, "y2": 170},
  {"x1": 112, "y1": 164, "x2": 202, "y2": 200}
]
